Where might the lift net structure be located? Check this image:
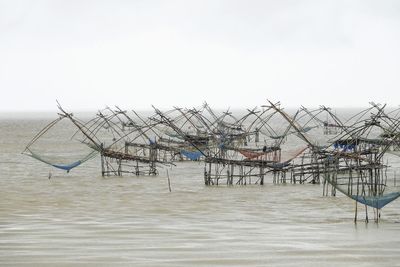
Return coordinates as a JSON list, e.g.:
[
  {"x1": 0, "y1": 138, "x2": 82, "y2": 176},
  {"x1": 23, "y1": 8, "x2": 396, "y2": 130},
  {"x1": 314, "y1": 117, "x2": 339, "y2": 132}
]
[
  {"x1": 23, "y1": 115, "x2": 98, "y2": 172},
  {"x1": 322, "y1": 104, "x2": 400, "y2": 210}
]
